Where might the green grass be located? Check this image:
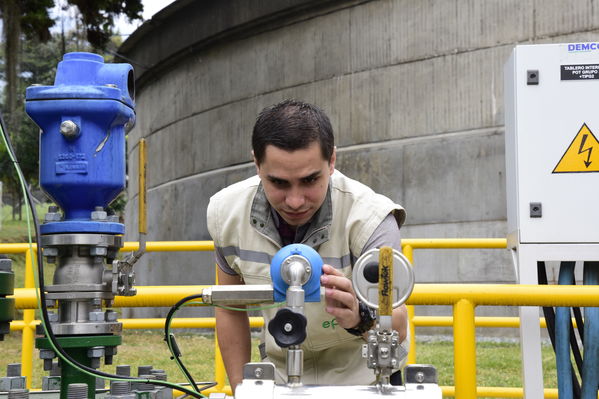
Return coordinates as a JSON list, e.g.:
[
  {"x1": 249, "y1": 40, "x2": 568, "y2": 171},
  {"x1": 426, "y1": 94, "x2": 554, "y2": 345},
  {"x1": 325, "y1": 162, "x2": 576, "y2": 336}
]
[
  {"x1": 0, "y1": 331, "x2": 558, "y2": 391},
  {"x1": 414, "y1": 339, "x2": 557, "y2": 389},
  {"x1": 0, "y1": 330, "x2": 262, "y2": 389}
]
